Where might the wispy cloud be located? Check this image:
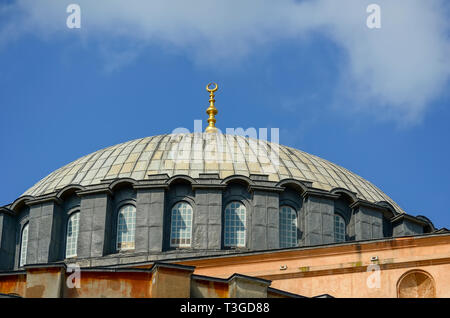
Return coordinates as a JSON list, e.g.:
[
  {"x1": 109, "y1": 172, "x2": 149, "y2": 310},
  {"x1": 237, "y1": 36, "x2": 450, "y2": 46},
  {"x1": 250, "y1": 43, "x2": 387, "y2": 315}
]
[{"x1": 1, "y1": 0, "x2": 449, "y2": 124}]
